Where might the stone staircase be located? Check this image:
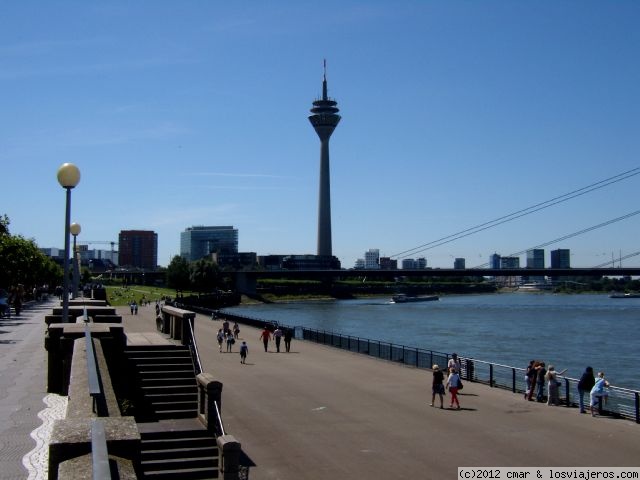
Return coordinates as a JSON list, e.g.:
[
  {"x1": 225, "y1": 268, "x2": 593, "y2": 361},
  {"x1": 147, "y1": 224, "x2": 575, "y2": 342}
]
[
  {"x1": 138, "y1": 419, "x2": 218, "y2": 479},
  {"x1": 126, "y1": 345, "x2": 198, "y2": 420},
  {"x1": 127, "y1": 346, "x2": 219, "y2": 478}
]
